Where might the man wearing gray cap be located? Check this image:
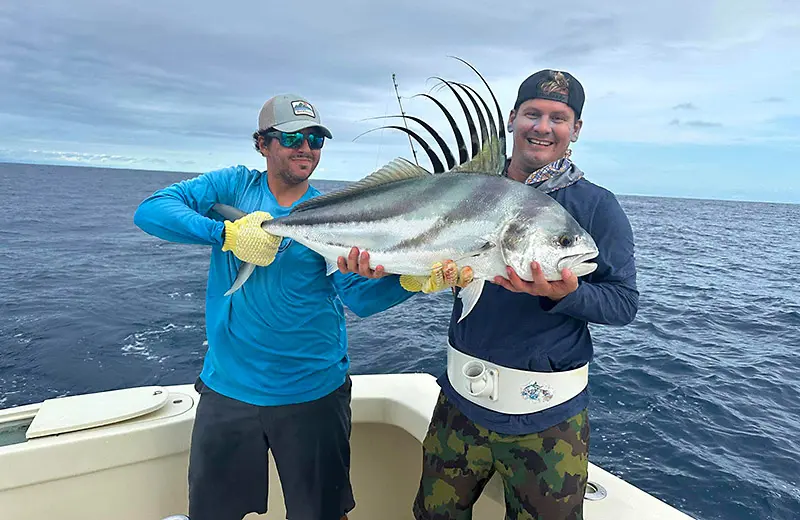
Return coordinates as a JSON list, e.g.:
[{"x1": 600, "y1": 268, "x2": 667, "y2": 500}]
[{"x1": 134, "y1": 93, "x2": 422, "y2": 520}]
